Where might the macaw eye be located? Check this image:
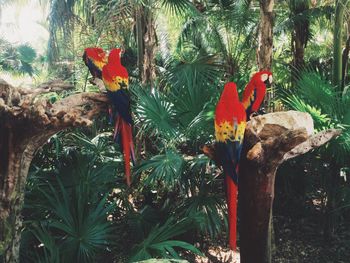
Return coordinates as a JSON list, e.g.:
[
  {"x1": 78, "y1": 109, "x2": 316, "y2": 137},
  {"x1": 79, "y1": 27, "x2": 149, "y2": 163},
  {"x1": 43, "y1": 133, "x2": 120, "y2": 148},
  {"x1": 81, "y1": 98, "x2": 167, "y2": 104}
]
[
  {"x1": 269, "y1": 75, "x2": 273, "y2": 84},
  {"x1": 261, "y1": 74, "x2": 268, "y2": 82}
]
